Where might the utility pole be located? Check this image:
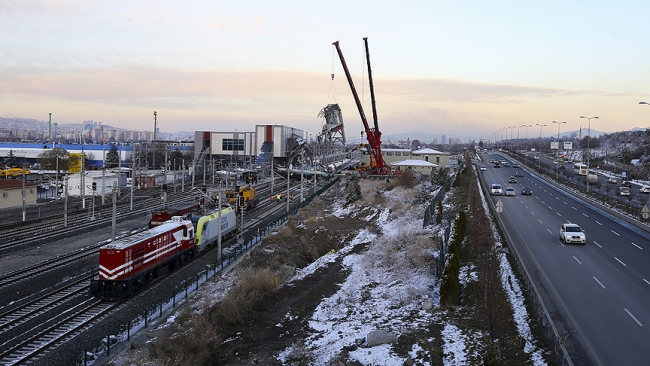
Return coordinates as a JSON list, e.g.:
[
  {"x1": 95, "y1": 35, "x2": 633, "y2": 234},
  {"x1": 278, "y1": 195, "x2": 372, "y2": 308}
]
[
  {"x1": 22, "y1": 169, "x2": 26, "y2": 222},
  {"x1": 286, "y1": 163, "x2": 290, "y2": 213},
  {"x1": 300, "y1": 151, "x2": 304, "y2": 202},
  {"x1": 64, "y1": 176, "x2": 68, "y2": 227},
  {"x1": 130, "y1": 143, "x2": 135, "y2": 211},
  {"x1": 101, "y1": 167, "x2": 106, "y2": 205},
  {"x1": 112, "y1": 182, "x2": 117, "y2": 242},
  {"x1": 81, "y1": 138, "x2": 86, "y2": 209},
  {"x1": 217, "y1": 191, "x2": 222, "y2": 259},
  {"x1": 153, "y1": 111, "x2": 157, "y2": 170}
]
